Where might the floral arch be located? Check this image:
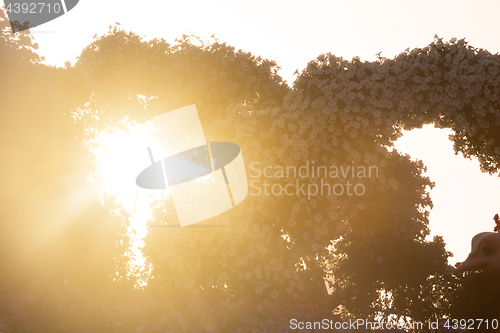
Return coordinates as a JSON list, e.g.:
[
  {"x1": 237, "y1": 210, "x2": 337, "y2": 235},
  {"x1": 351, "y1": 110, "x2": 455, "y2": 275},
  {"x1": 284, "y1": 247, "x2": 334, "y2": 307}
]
[{"x1": 74, "y1": 31, "x2": 500, "y2": 325}]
